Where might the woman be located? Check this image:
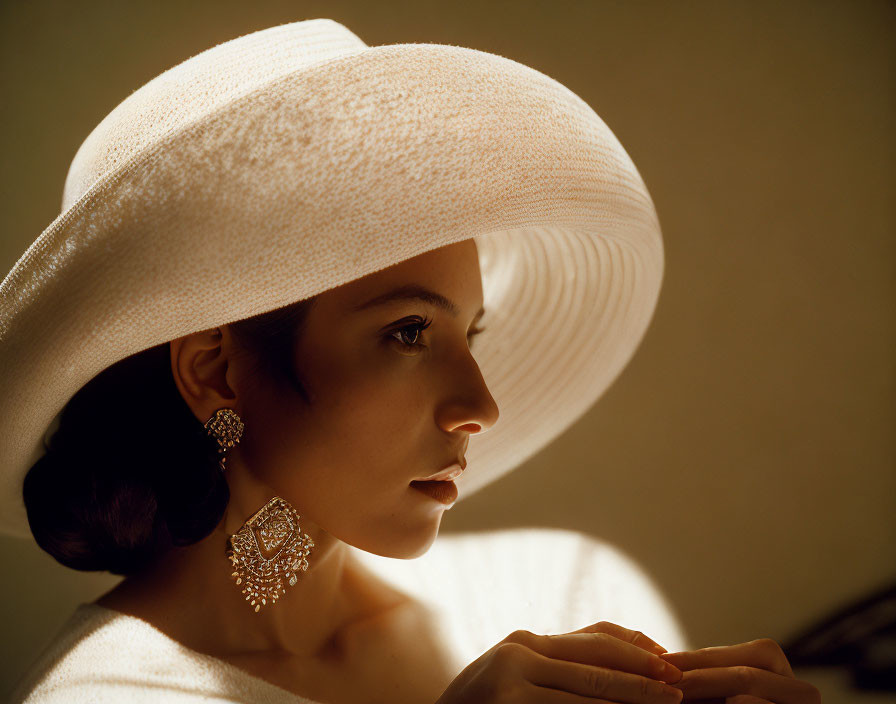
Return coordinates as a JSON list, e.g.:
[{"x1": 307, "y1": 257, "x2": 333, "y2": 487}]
[{"x1": 2, "y1": 18, "x2": 820, "y2": 704}]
